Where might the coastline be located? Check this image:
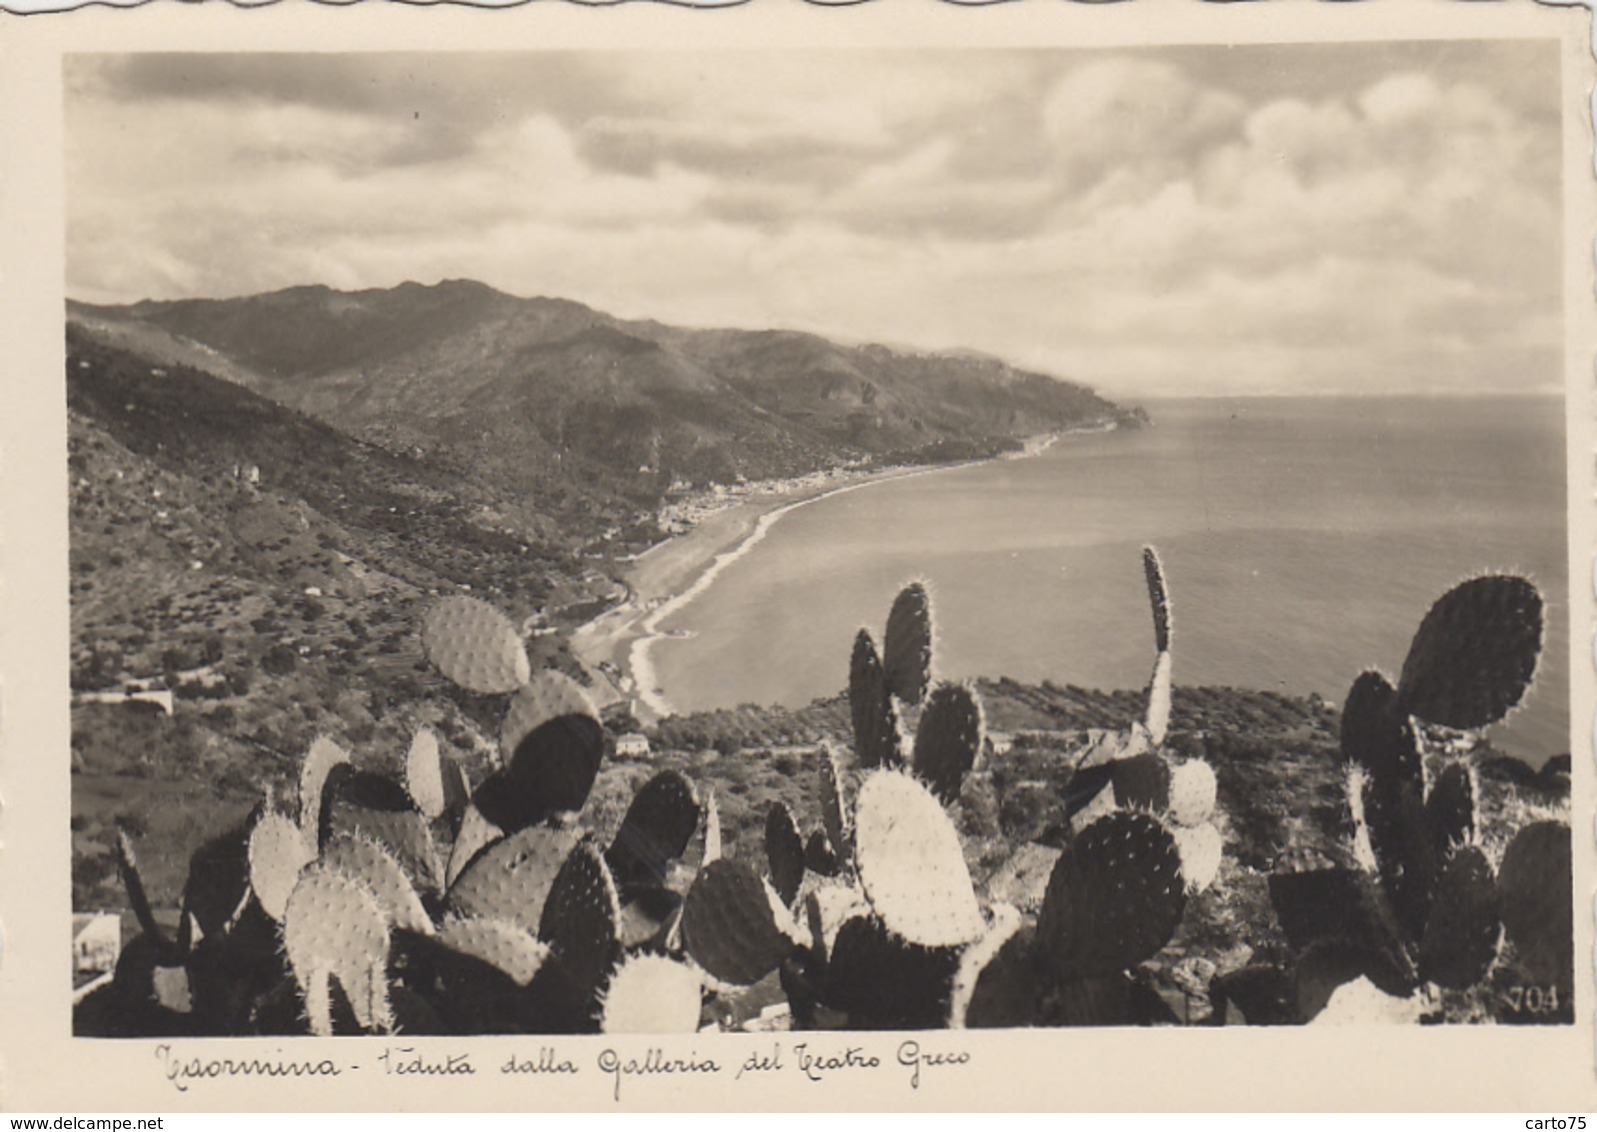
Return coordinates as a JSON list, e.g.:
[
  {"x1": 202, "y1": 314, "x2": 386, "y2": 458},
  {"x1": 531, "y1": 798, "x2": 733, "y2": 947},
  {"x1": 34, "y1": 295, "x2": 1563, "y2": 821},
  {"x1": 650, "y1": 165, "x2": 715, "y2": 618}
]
[{"x1": 568, "y1": 425, "x2": 1105, "y2": 722}]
